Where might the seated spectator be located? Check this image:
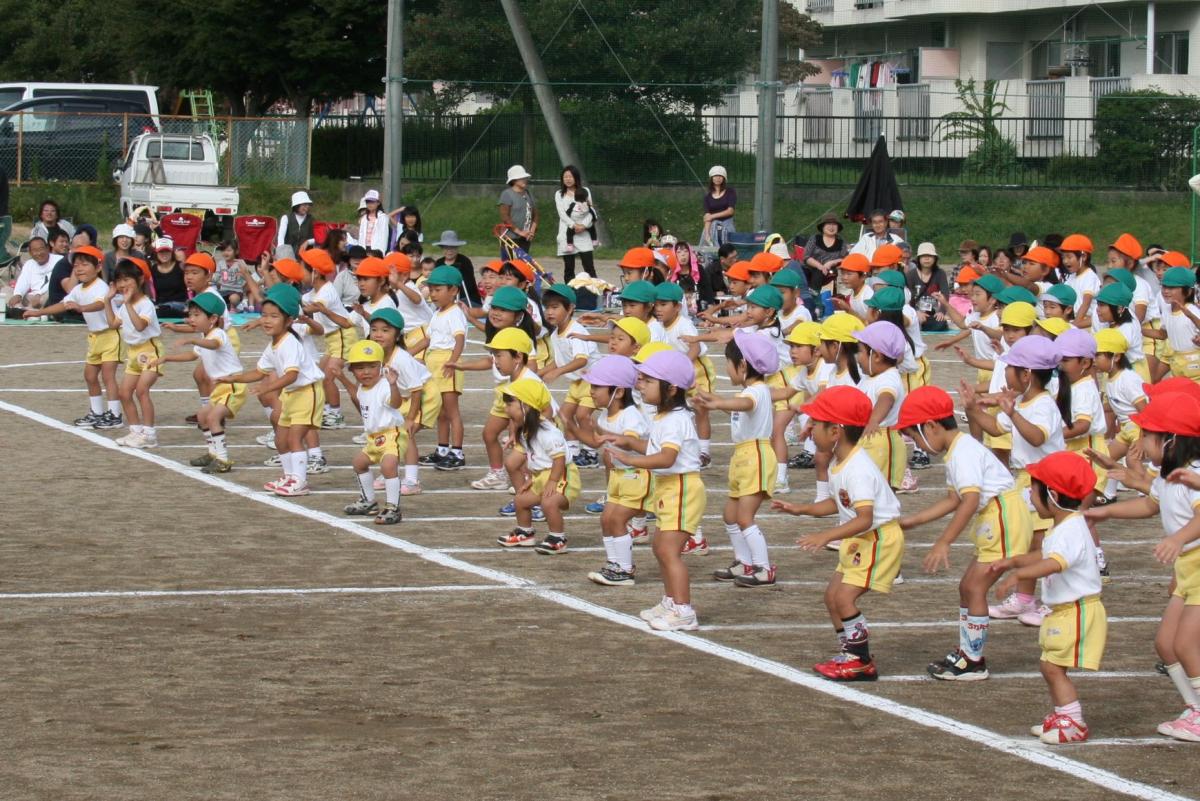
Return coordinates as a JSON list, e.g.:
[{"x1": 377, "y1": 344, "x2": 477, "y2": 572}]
[
  {"x1": 849, "y1": 209, "x2": 902, "y2": 260},
  {"x1": 151, "y1": 237, "x2": 189, "y2": 316},
  {"x1": 214, "y1": 240, "x2": 247, "y2": 309},
  {"x1": 10, "y1": 237, "x2": 59, "y2": 309},
  {"x1": 103, "y1": 223, "x2": 137, "y2": 282},
  {"x1": 887, "y1": 209, "x2": 908, "y2": 242},
  {"x1": 46, "y1": 228, "x2": 83, "y2": 307},
  {"x1": 30, "y1": 199, "x2": 76, "y2": 241},
  {"x1": 803, "y1": 213, "x2": 848, "y2": 292},
  {"x1": 906, "y1": 242, "x2": 950, "y2": 332}
]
